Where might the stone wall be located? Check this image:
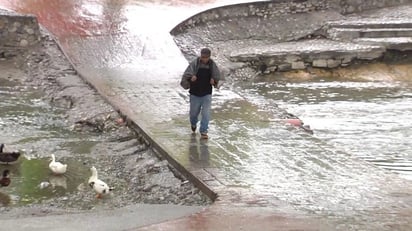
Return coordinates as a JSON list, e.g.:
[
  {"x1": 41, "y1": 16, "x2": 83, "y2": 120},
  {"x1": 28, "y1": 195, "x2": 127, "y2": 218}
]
[
  {"x1": 332, "y1": 0, "x2": 412, "y2": 14},
  {"x1": 0, "y1": 9, "x2": 41, "y2": 48},
  {"x1": 171, "y1": 0, "x2": 330, "y2": 36},
  {"x1": 170, "y1": 0, "x2": 412, "y2": 36}
]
